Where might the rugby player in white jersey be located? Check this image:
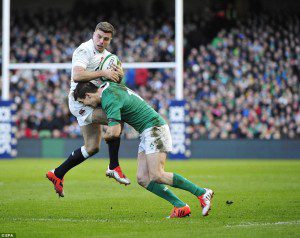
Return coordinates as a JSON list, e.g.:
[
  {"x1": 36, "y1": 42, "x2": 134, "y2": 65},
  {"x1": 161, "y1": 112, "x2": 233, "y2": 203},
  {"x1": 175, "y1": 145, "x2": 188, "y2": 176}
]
[{"x1": 46, "y1": 22, "x2": 130, "y2": 197}]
